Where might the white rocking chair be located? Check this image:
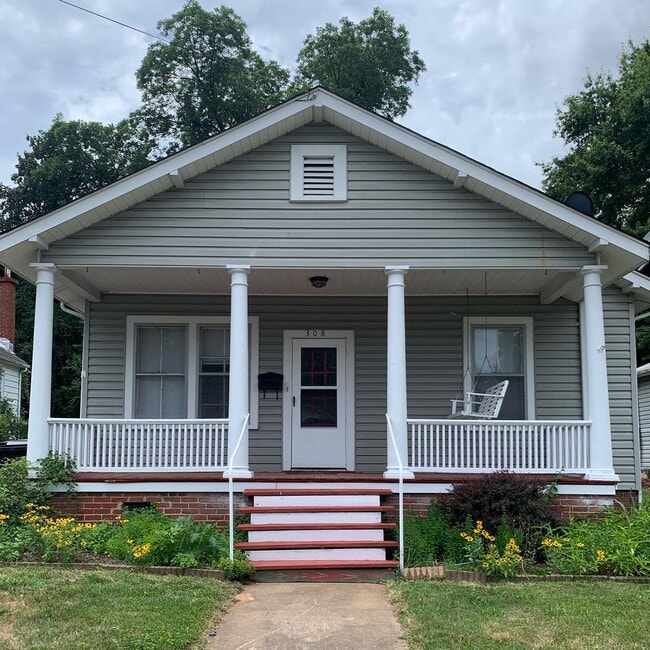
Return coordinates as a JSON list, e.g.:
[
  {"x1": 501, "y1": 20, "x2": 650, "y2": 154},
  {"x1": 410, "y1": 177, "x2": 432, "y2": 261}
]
[{"x1": 449, "y1": 379, "x2": 509, "y2": 419}]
